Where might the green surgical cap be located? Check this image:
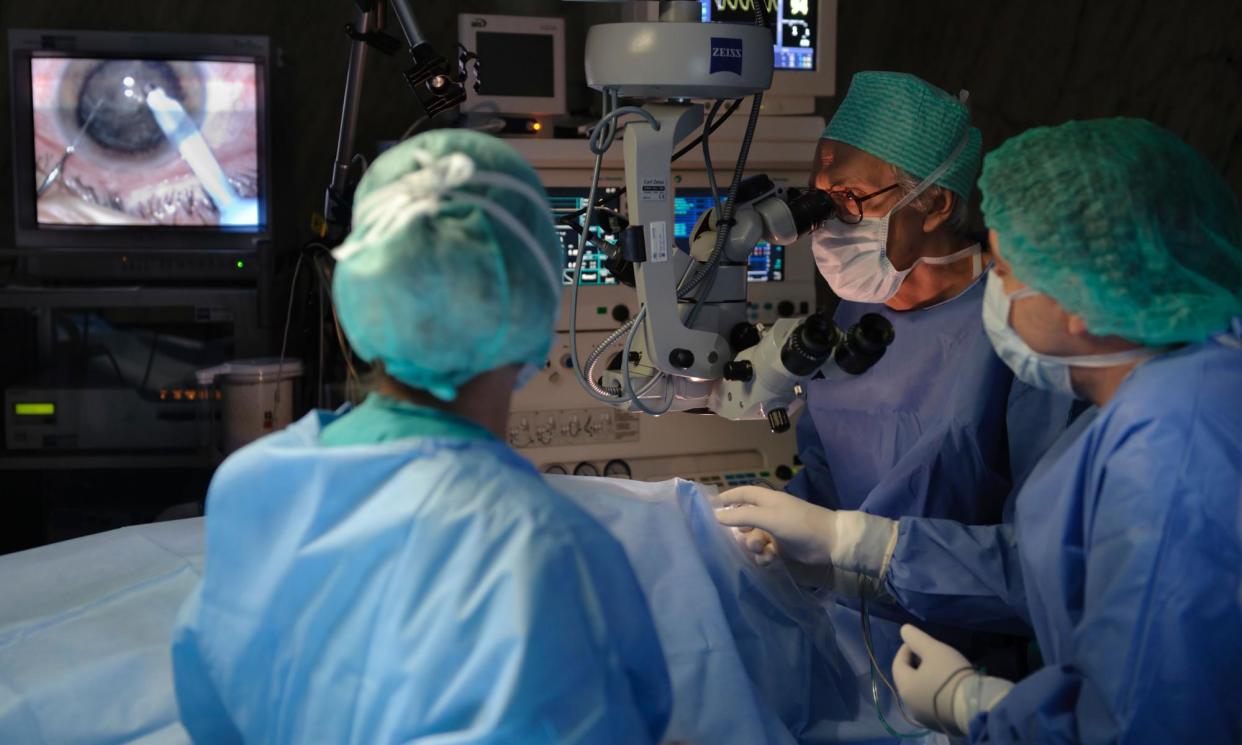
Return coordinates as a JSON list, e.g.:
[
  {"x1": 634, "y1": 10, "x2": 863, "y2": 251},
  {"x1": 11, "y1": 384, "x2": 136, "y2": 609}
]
[
  {"x1": 332, "y1": 130, "x2": 561, "y2": 401},
  {"x1": 823, "y1": 71, "x2": 982, "y2": 199},
  {"x1": 981, "y1": 117, "x2": 1242, "y2": 346}
]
